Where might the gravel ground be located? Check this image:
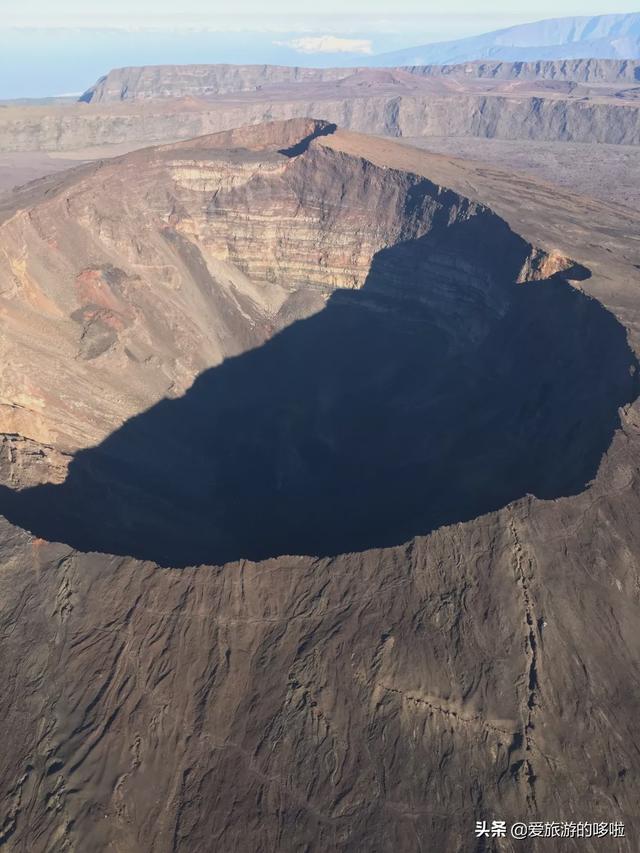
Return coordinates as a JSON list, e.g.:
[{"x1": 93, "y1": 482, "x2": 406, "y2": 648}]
[{"x1": 400, "y1": 136, "x2": 640, "y2": 211}]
